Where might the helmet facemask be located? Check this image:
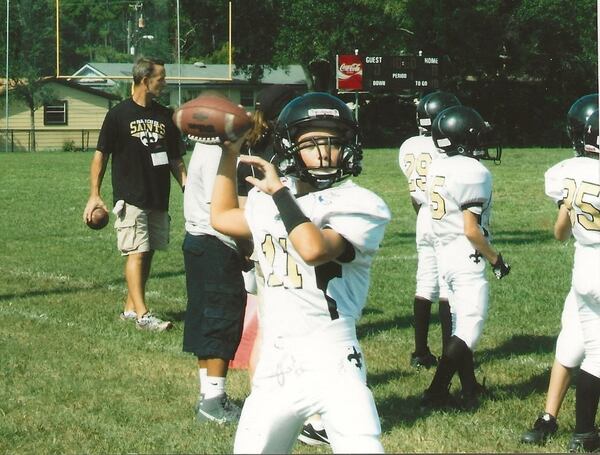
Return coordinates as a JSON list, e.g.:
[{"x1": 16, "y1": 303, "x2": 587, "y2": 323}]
[
  {"x1": 582, "y1": 110, "x2": 600, "y2": 159},
  {"x1": 274, "y1": 93, "x2": 364, "y2": 190},
  {"x1": 277, "y1": 129, "x2": 362, "y2": 190},
  {"x1": 433, "y1": 106, "x2": 502, "y2": 163},
  {"x1": 567, "y1": 94, "x2": 599, "y2": 156},
  {"x1": 470, "y1": 123, "x2": 503, "y2": 163}
]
